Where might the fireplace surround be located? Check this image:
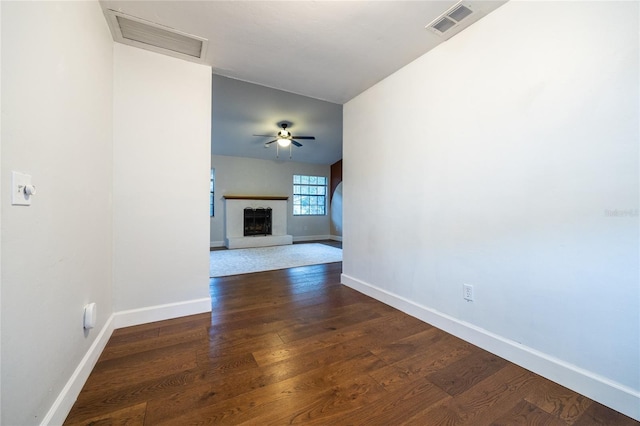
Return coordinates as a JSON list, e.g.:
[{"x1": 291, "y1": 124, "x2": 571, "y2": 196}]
[{"x1": 223, "y1": 195, "x2": 293, "y2": 249}]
